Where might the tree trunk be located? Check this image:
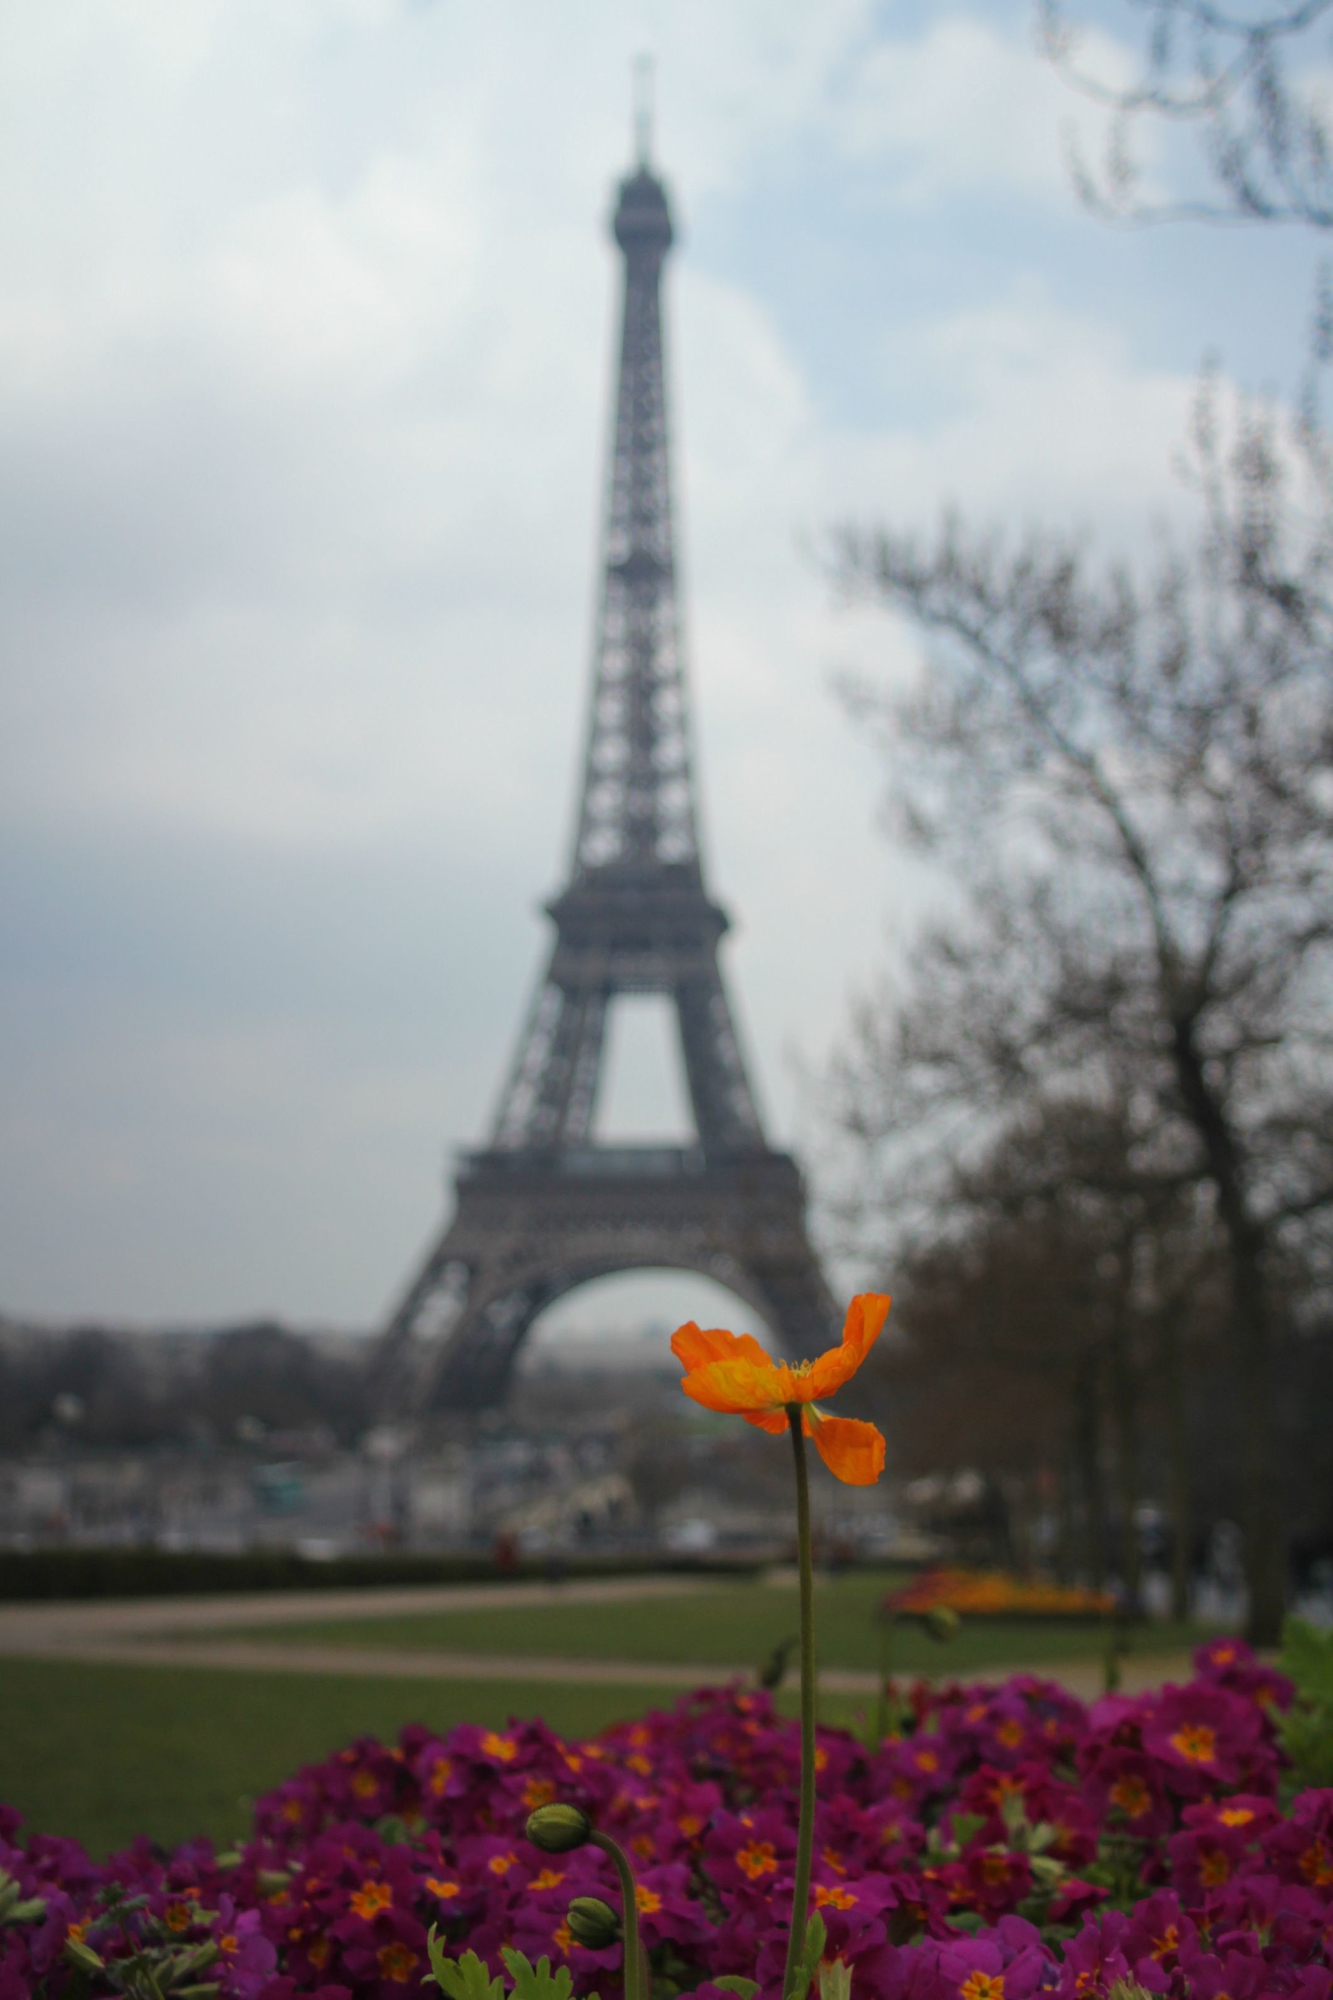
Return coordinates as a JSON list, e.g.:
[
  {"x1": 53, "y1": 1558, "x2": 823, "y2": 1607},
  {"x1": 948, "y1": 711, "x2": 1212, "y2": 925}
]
[
  {"x1": 1074, "y1": 1345, "x2": 1107, "y2": 1588},
  {"x1": 1158, "y1": 1302, "x2": 1194, "y2": 1623},
  {"x1": 1171, "y1": 1017, "x2": 1285, "y2": 1643},
  {"x1": 1053, "y1": 1460, "x2": 1074, "y2": 1584},
  {"x1": 1232, "y1": 1240, "x2": 1285, "y2": 1643},
  {"x1": 1108, "y1": 1297, "x2": 1143, "y2": 1610}
]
